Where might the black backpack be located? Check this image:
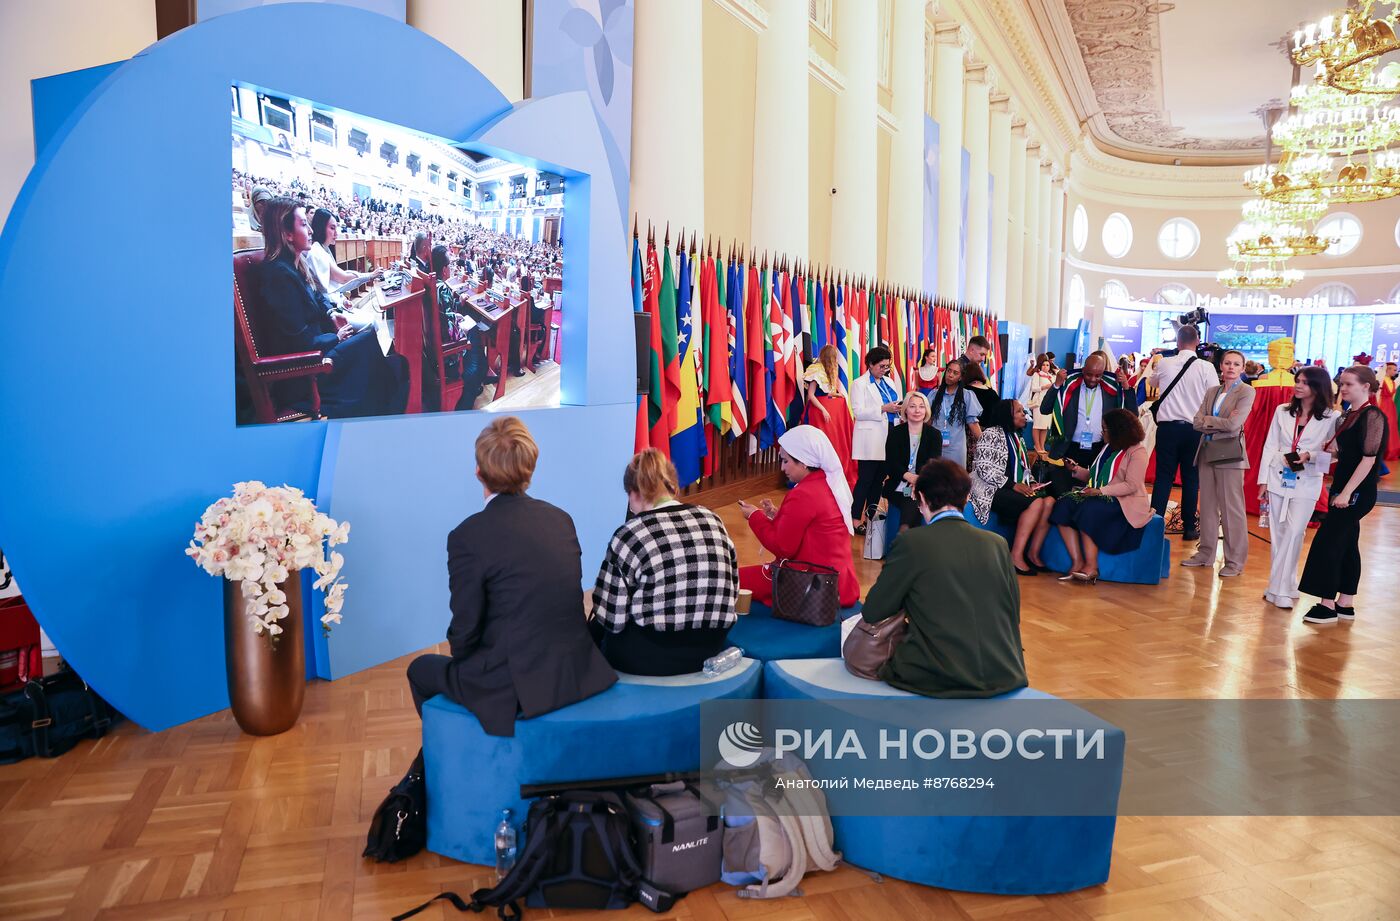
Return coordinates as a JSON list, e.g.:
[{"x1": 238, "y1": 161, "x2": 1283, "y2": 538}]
[
  {"x1": 0, "y1": 667, "x2": 119, "y2": 764},
  {"x1": 393, "y1": 790, "x2": 641, "y2": 920},
  {"x1": 363, "y1": 751, "x2": 427, "y2": 863}
]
